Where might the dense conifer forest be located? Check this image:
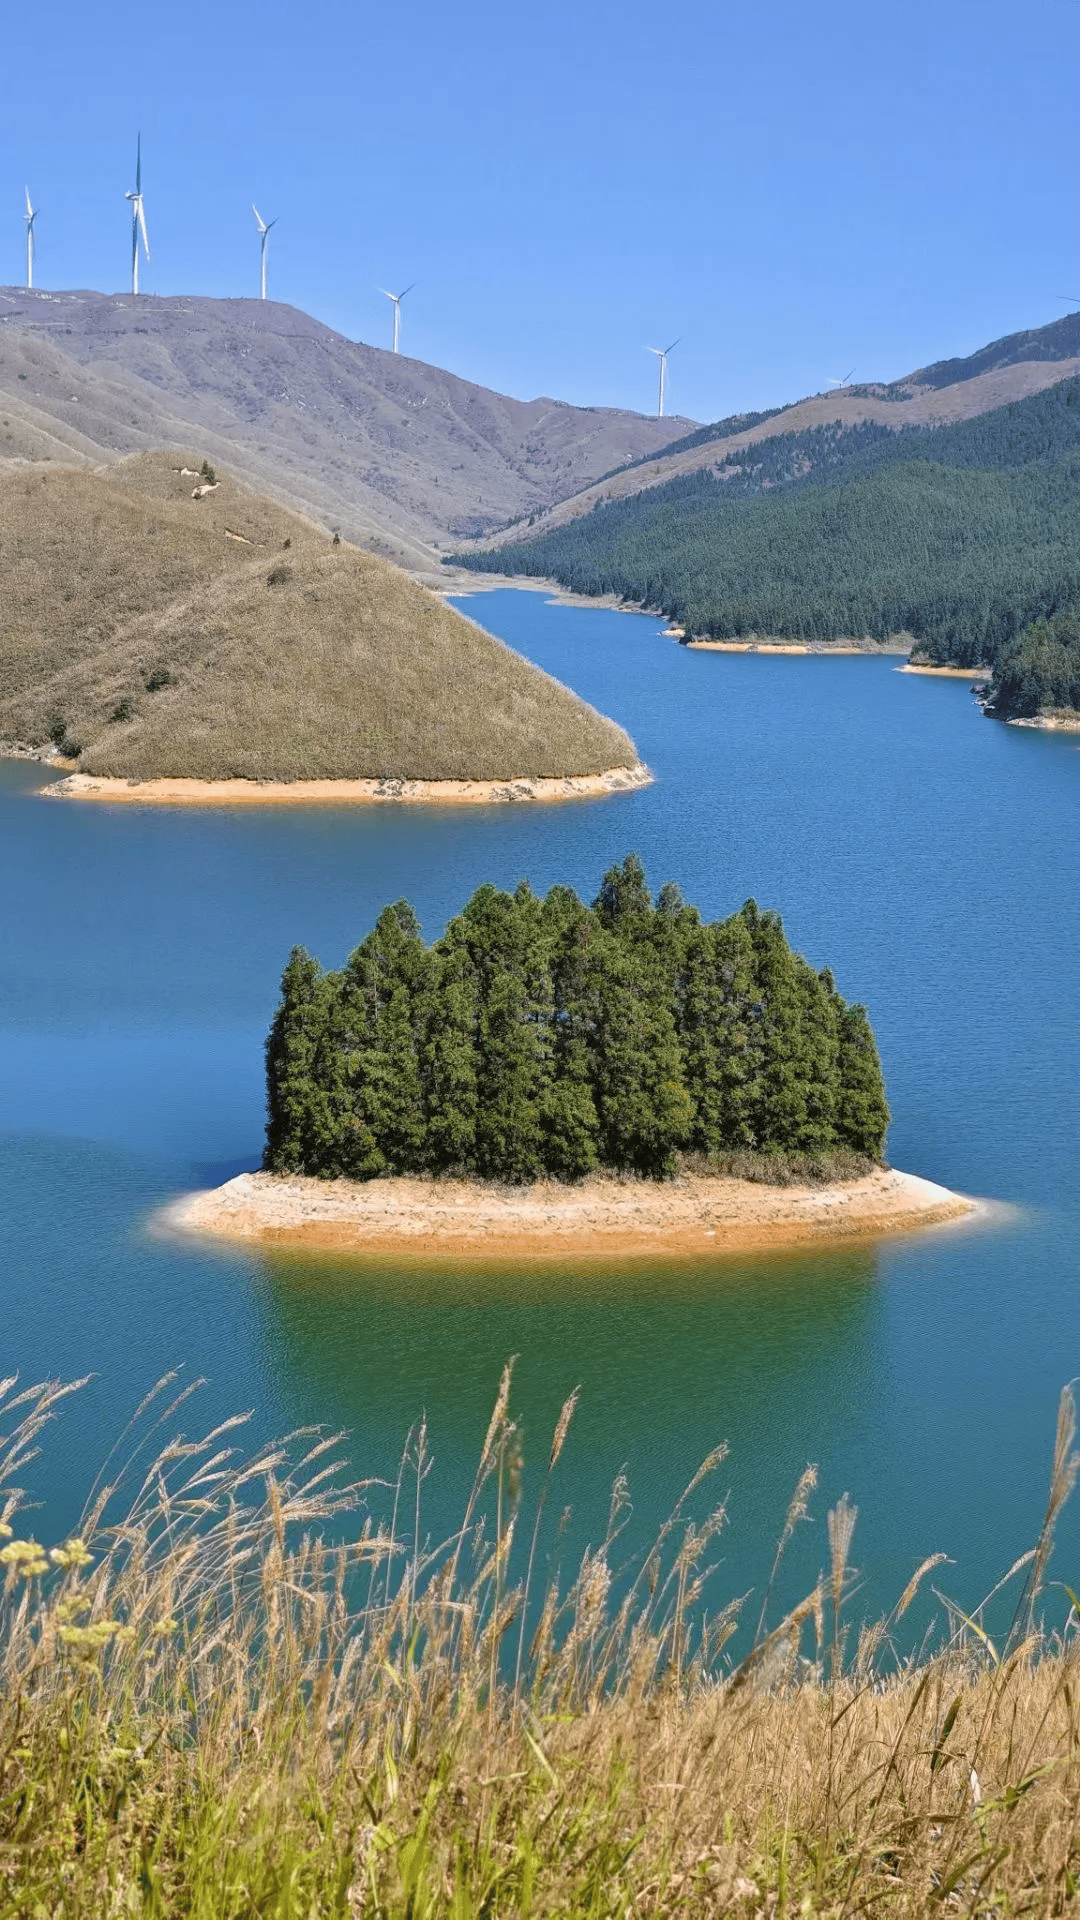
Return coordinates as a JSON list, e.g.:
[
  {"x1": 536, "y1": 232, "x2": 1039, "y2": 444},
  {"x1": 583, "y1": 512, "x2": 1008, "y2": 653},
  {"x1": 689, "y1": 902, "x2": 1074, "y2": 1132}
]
[
  {"x1": 264, "y1": 858, "x2": 889, "y2": 1183},
  {"x1": 987, "y1": 609, "x2": 1080, "y2": 717},
  {"x1": 453, "y1": 380, "x2": 1080, "y2": 670}
]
